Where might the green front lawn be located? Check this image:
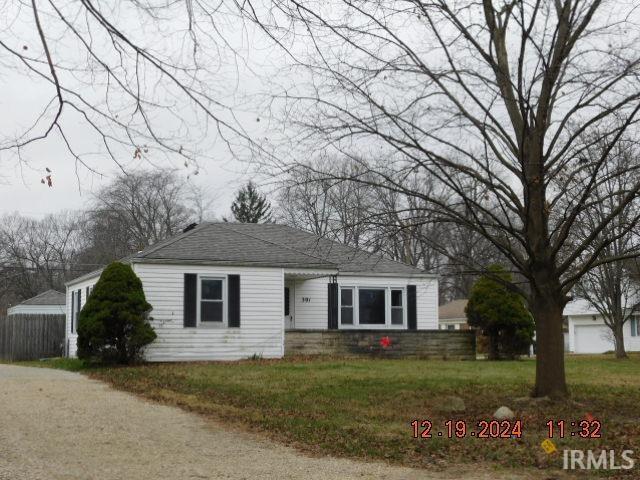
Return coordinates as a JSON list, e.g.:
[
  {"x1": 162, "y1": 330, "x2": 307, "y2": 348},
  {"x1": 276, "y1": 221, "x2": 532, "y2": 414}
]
[{"x1": 28, "y1": 355, "x2": 640, "y2": 476}]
